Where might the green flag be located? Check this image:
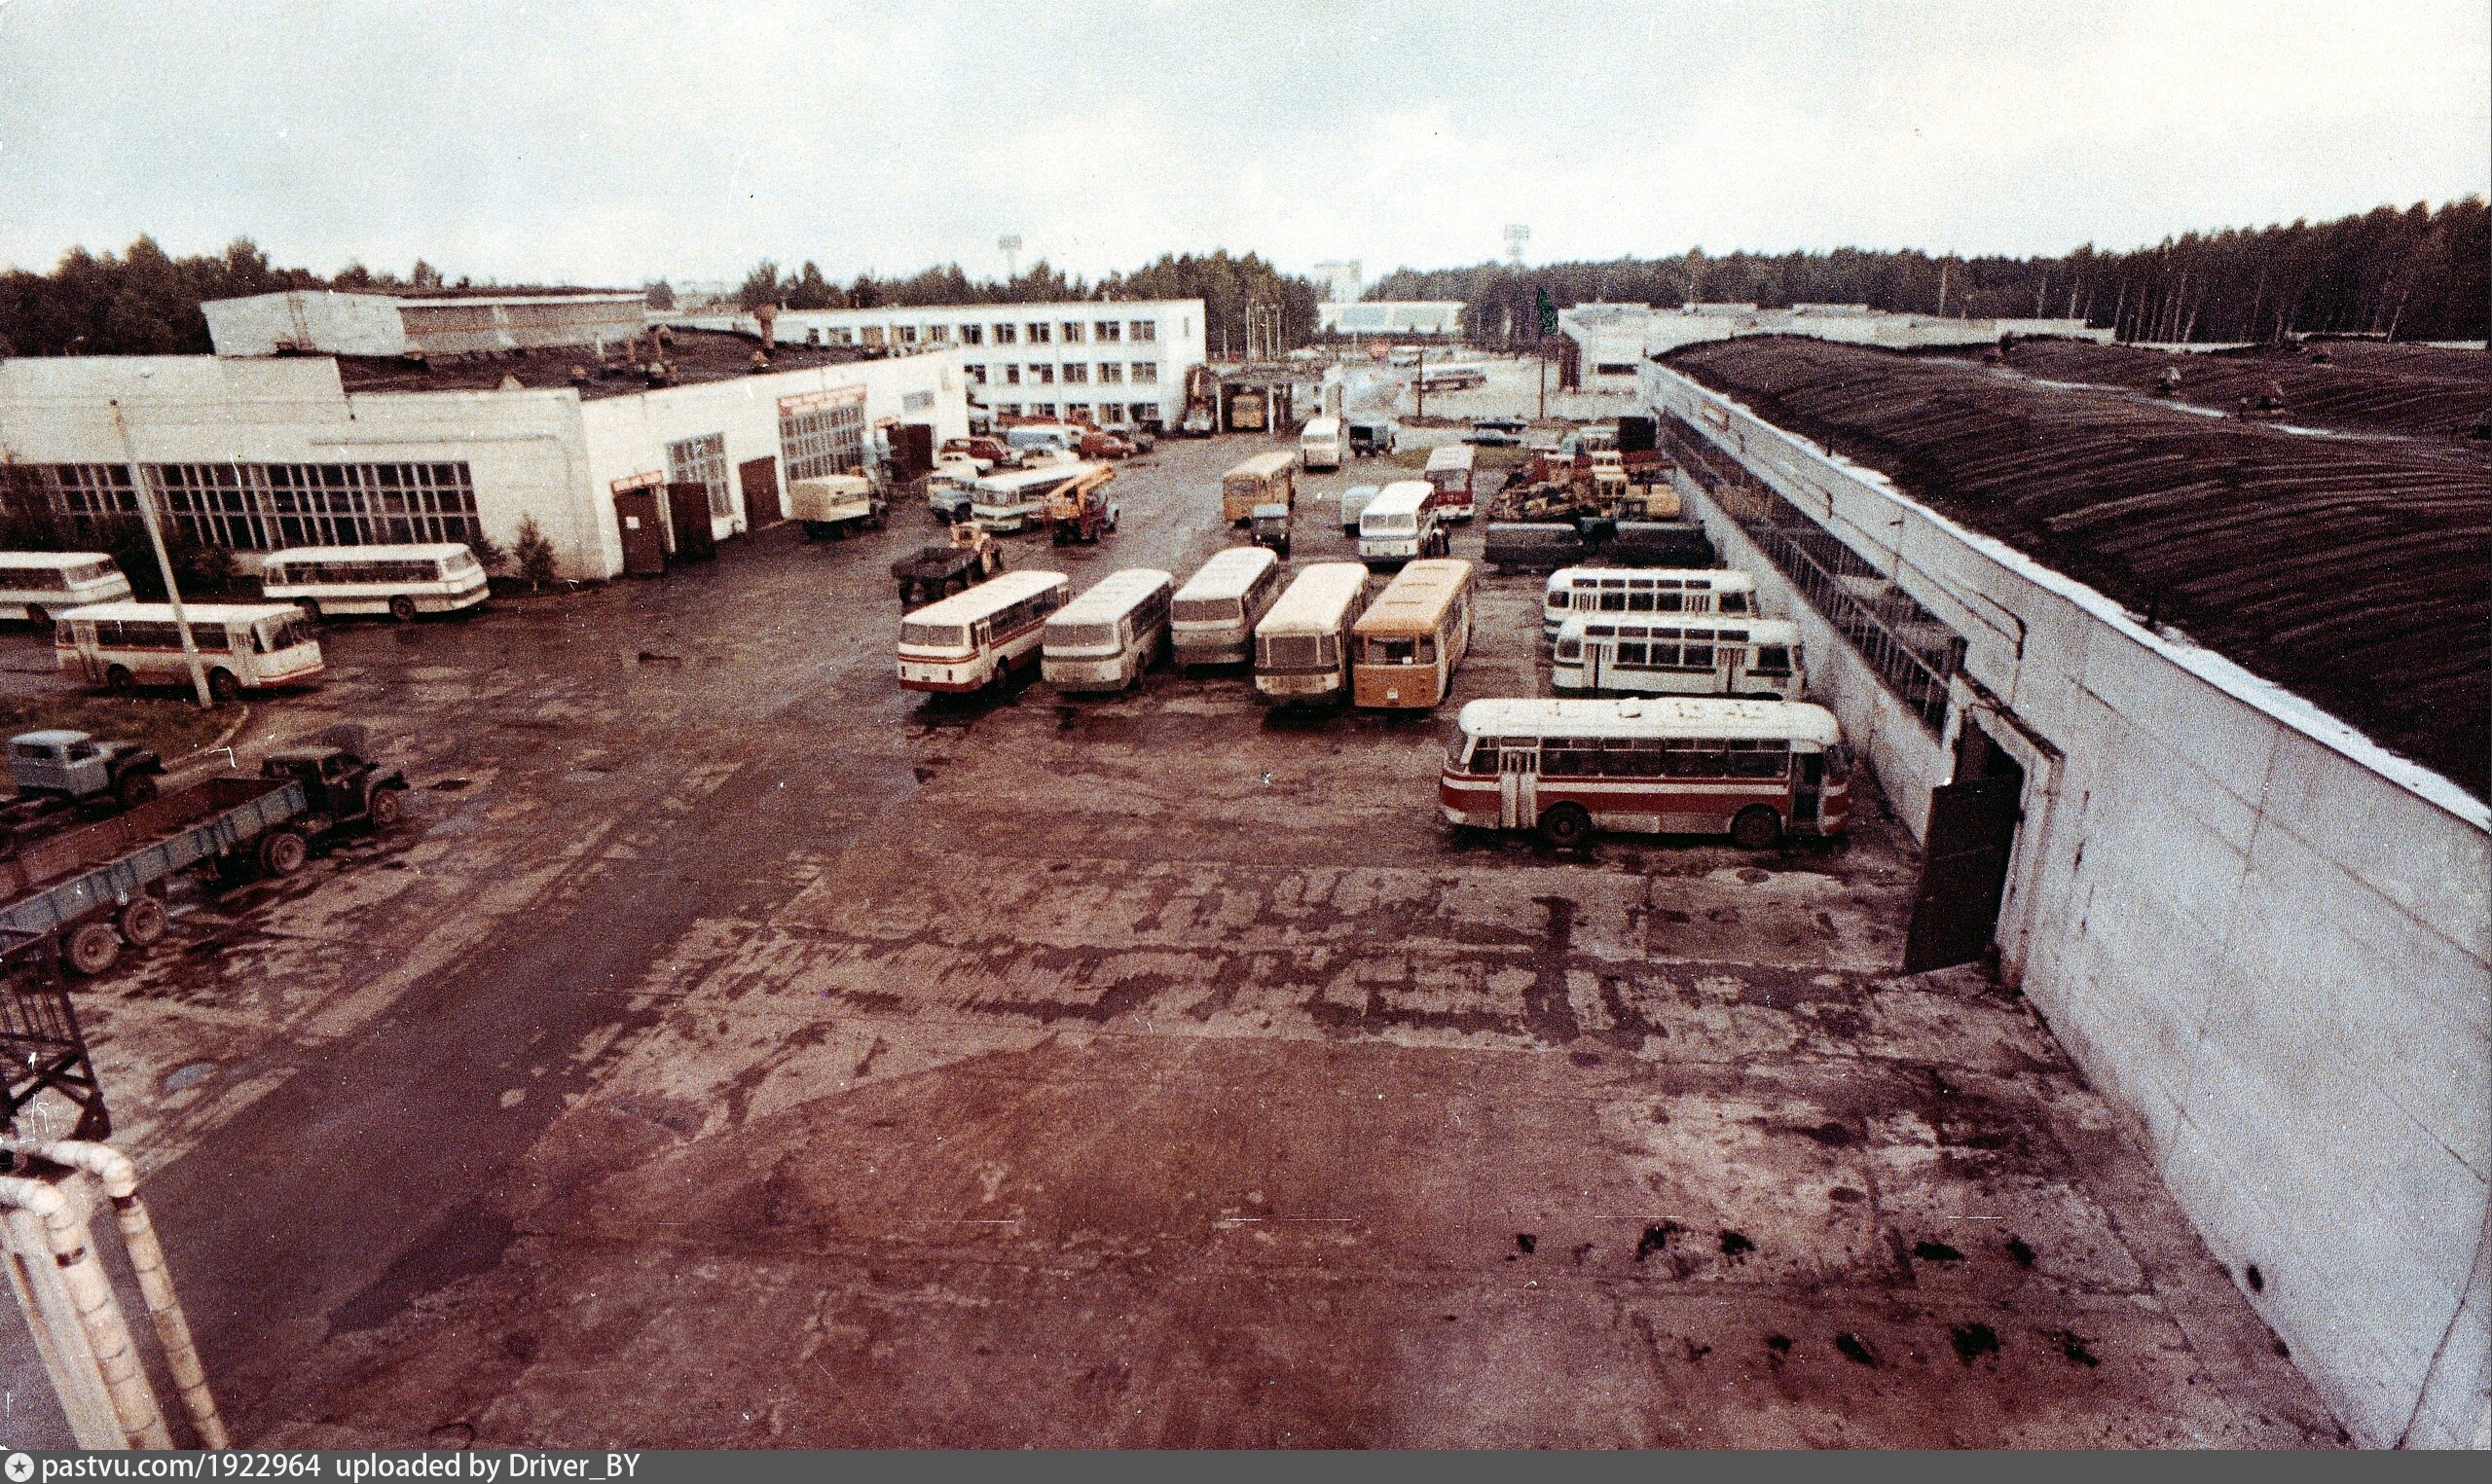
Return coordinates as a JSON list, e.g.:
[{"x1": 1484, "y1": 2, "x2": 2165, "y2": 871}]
[{"x1": 1536, "y1": 287, "x2": 1558, "y2": 337}]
